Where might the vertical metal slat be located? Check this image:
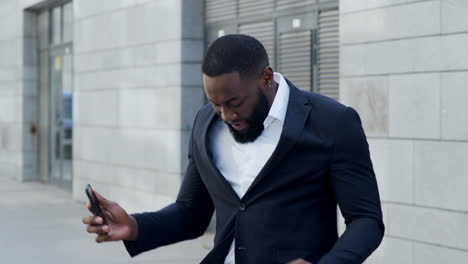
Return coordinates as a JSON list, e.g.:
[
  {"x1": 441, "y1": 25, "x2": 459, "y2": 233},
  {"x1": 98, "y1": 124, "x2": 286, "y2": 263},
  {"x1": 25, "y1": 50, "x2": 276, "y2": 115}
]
[
  {"x1": 38, "y1": 10, "x2": 50, "y2": 181},
  {"x1": 205, "y1": 0, "x2": 236, "y2": 23},
  {"x1": 317, "y1": 8, "x2": 339, "y2": 100},
  {"x1": 276, "y1": 0, "x2": 316, "y2": 10},
  {"x1": 239, "y1": 0, "x2": 274, "y2": 17},
  {"x1": 278, "y1": 30, "x2": 312, "y2": 91}
]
